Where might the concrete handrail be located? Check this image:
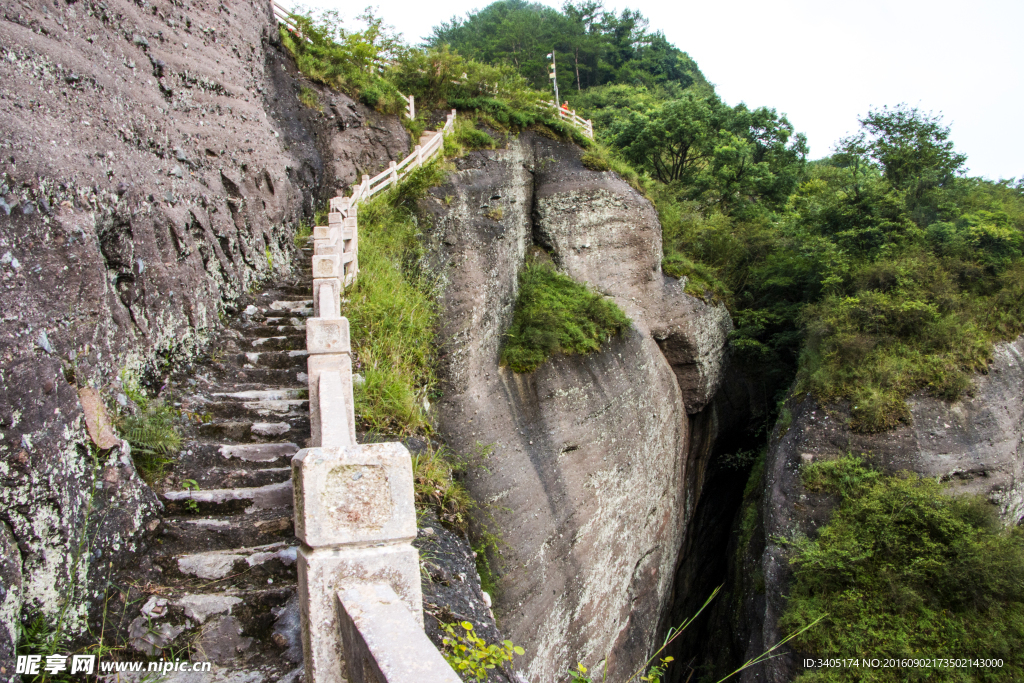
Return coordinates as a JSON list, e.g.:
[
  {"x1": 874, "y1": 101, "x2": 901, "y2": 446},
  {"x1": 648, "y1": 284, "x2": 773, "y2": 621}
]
[
  {"x1": 344, "y1": 110, "x2": 455, "y2": 202},
  {"x1": 271, "y1": 0, "x2": 310, "y2": 43},
  {"x1": 543, "y1": 100, "x2": 594, "y2": 139},
  {"x1": 295, "y1": 109, "x2": 460, "y2": 683}
]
